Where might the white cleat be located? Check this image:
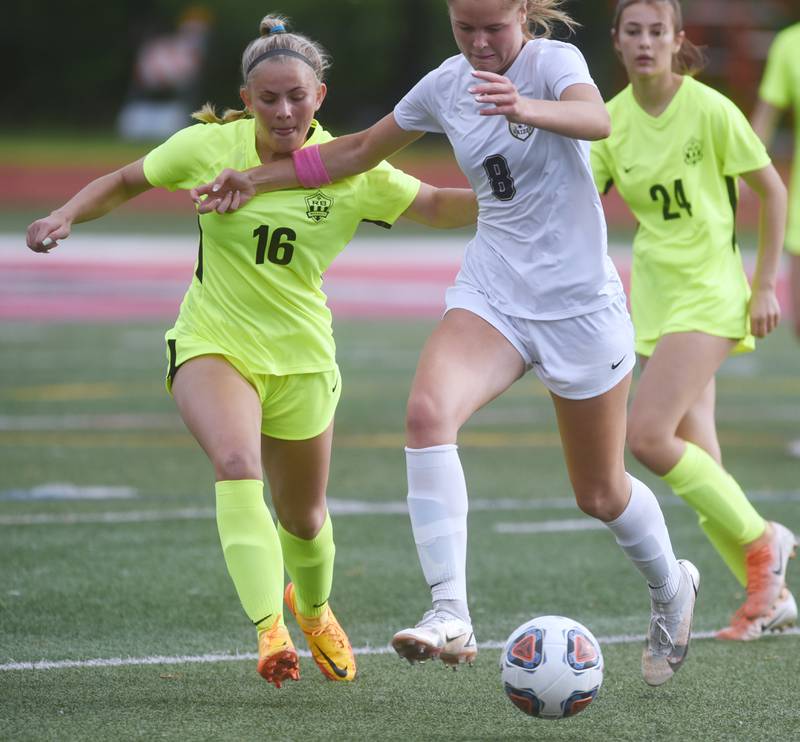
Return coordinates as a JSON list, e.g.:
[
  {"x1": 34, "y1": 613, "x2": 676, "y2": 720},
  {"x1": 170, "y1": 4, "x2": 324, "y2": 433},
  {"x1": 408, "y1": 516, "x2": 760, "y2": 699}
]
[
  {"x1": 717, "y1": 587, "x2": 798, "y2": 641},
  {"x1": 642, "y1": 559, "x2": 700, "y2": 687},
  {"x1": 391, "y1": 610, "x2": 477, "y2": 667},
  {"x1": 762, "y1": 588, "x2": 798, "y2": 634}
]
